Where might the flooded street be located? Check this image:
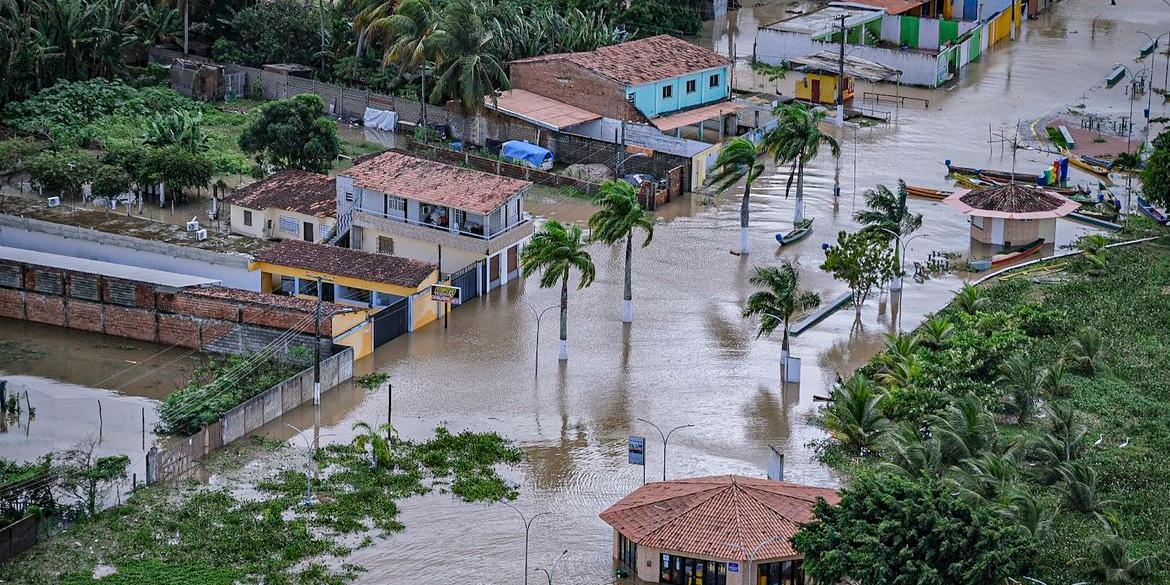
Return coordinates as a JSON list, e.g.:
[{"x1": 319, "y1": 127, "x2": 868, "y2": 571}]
[{"x1": 257, "y1": 1, "x2": 1170, "y2": 583}]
